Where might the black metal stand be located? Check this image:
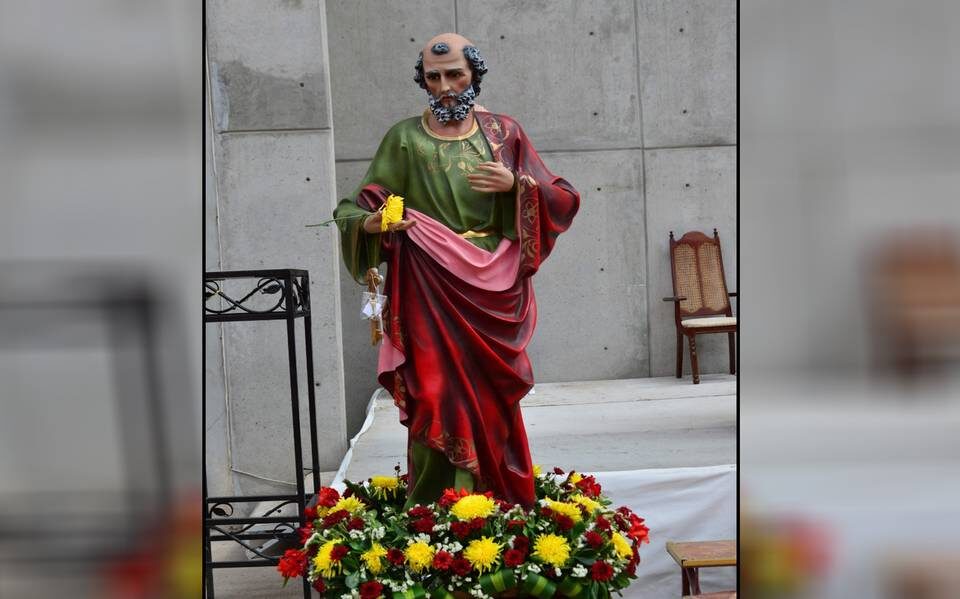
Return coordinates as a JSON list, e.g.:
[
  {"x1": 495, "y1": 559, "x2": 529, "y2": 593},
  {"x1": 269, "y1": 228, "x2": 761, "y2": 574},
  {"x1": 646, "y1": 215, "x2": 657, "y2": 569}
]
[{"x1": 203, "y1": 269, "x2": 321, "y2": 598}]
